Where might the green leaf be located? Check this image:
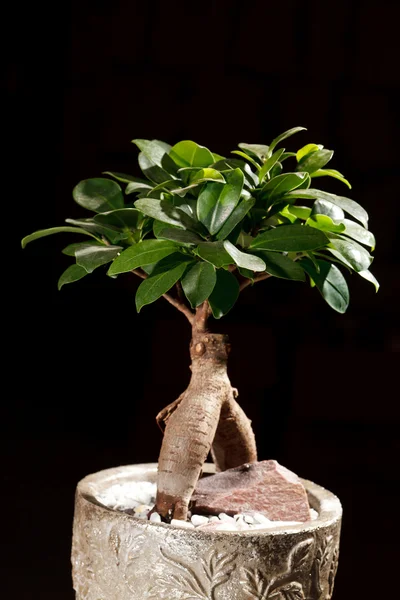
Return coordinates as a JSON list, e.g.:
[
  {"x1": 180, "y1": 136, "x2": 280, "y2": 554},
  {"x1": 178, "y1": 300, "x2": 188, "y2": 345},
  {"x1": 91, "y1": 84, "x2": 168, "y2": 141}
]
[
  {"x1": 250, "y1": 224, "x2": 328, "y2": 252},
  {"x1": 223, "y1": 240, "x2": 266, "y2": 272},
  {"x1": 215, "y1": 197, "x2": 255, "y2": 240},
  {"x1": 270, "y1": 162, "x2": 283, "y2": 178},
  {"x1": 301, "y1": 259, "x2": 349, "y2": 313},
  {"x1": 58, "y1": 265, "x2": 88, "y2": 290},
  {"x1": 72, "y1": 178, "x2": 124, "y2": 213},
  {"x1": 191, "y1": 168, "x2": 226, "y2": 184},
  {"x1": 313, "y1": 251, "x2": 353, "y2": 273},
  {"x1": 296, "y1": 143, "x2": 323, "y2": 162},
  {"x1": 251, "y1": 250, "x2": 305, "y2": 281},
  {"x1": 21, "y1": 226, "x2": 98, "y2": 248},
  {"x1": 342, "y1": 219, "x2": 376, "y2": 249},
  {"x1": 304, "y1": 251, "x2": 321, "y2": 273},
  {"x1": 282, "y1": 189, "x2": 369, "y2": 228},
  {"x1": 261, "y1": 172, "x2": 310, "y2": 201},
  {"x1": 135, "y1": 254, "x2": 192, "y2": 312},
  {"x1": 328, "y1": 236, "x2": 373, "y2": 272},
  {"x1": 108, "y1": 239, "x2": 179, "y2": 276},
  {"x1": 135, "y1": 198, "x2": 197, "y2": 231},
  {"x1": 285, "y1": 205, "x2": 311, "y2": 220},
  {"x1": 310, "y1": 168, "x2": 351, "y2": 189},
  {"x1": 62, "y1": 241, "x2": 103, "y2": 256},
  {"x1": 227, "y1": 222, "x2": 244, "y2": 244},
  {"x1": 134, "y1": 139, "x2": 179, "y2": 176},
  {"x1": 212, "y1": 158, "x2": 259, "y2": 188},
  {"x1": 258, "y1": 148, "x2": 286, "y2": 183},
  {"x1": 311, "y1": 199, "x2": 345, "y2": 221},
  {"x1": 197, "y1": 168, "x2": 244, "y2": 235},
  {"x1": 169, "y1": 140, "x2": 214, "y2": 168},
  {"x1": 231, "y1": 150, "x2": 260, "y2": 170},
  {"x1": 196, "y1": 242, "x2": 233, "y2": 267},
  {"x1": 358, "y1": 269, "x2": 380, "y2": 292},
  {"x1": 76, "y1": 244, "x2": 123, "y2": 273},
  {"x1": 306, "y1": 215, "x2": 346, "y2": 233},
  {"x1": 330, "y1": 195, "x2": 369, "y2": 228},
  {"x1": 141, "y1": 262, "x2": 157, "y2": 275},
  {"x1": 125, "y1": 181, "x2": 153, "y2": 194},
  {"x1": 197, "y1": 183, "x2": 222, "y2": 228},
  {"x1": 93, "y1": 208, "x2": 142, "y2": 230},
  {"x1": 278, "y1": 206, "x2": 299, "y2": 223},
  {"x1": 65, "y1": 218, "x2": 125, "y2": 245},
  {"x1": 268, "y1": 126, "x2": 307, "y2": 155},
  {"x1": 103, "y1": 171, "x2": 149, "y2": 185},
  {"x1": 296, "y1": 149, "x2": 333, "y2": 173},
  {"x1": 238, "y1": 143, "x2": 269, "y2": 160},
  {"x1": 241, "y1": 162, "x2": 259, "y2": 188},
  {"x1": 208, "y1": 269, "x2": 240, "y2": 319},
  {"x1": 132, "y1": 139, "x2": 171, "y2": 167},
  {"x1": 181, "y1": 262, "x2": 217, "y2": 308},
  {"x1": 154, "y1": 225, "x2": 203, "y2": 245},
  {"x1": 171, "y1": 196, "x2": 197, "y2": 219},
  {"x1": 138, "y1": 152, "x2": 172, "y2": 184},
  {"x1": 237, "y1": 266, "x2": 255, "y2": 281},
  {"x1": 169, "y1": 183, "x2": 199, "y2": 196}
]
